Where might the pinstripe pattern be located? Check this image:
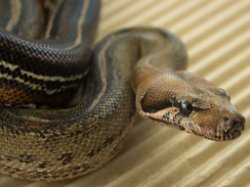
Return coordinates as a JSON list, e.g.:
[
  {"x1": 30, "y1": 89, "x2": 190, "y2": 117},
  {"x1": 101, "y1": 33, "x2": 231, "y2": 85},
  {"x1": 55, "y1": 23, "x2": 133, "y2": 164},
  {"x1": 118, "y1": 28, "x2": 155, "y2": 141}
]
[
  {"x1": 0, "y1": 0, "x2": 100, "y2": 106},
  {"x1": 0, "y1": 0, "x2": 249, "y2": 186}
]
